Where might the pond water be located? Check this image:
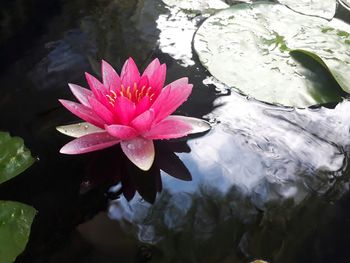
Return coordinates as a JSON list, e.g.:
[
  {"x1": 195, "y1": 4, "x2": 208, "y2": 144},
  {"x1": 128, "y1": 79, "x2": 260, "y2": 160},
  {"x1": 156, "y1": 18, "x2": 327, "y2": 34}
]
[{"x1": 1, "y1": 0, "x2": 350, "y2": 262}]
